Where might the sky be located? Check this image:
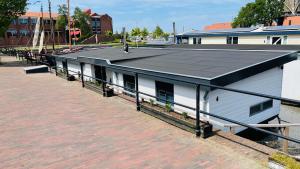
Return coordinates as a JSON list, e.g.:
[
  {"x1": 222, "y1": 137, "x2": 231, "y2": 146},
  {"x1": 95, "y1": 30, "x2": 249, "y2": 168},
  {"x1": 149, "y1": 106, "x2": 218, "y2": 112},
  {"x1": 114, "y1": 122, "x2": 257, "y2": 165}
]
[{"x1": 28, "y1": 0, "x2": 254, "y2": 33}]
